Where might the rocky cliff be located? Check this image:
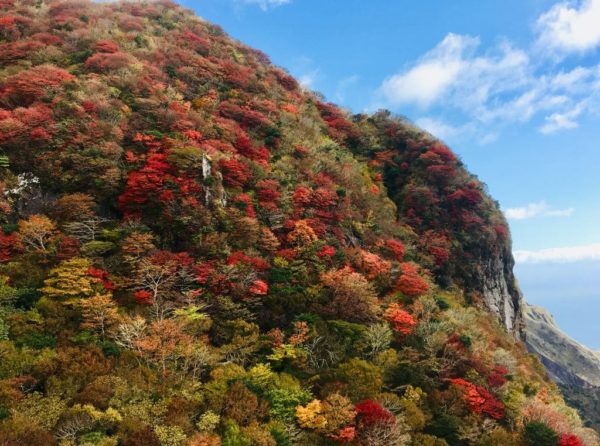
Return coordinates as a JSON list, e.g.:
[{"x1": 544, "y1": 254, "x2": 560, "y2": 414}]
[
  {"x1": 370, "y1": 120, "x2": 525, "y2": 340},
  {"x1": 526, "y1": 304, "x2": 600, "y2": 429},
  {"x1": 478, "y1": 245, "x2": 524, "y2": 338},
  {"x1": 0, "y1": 1, "x2": 595, "y2": 444}
]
